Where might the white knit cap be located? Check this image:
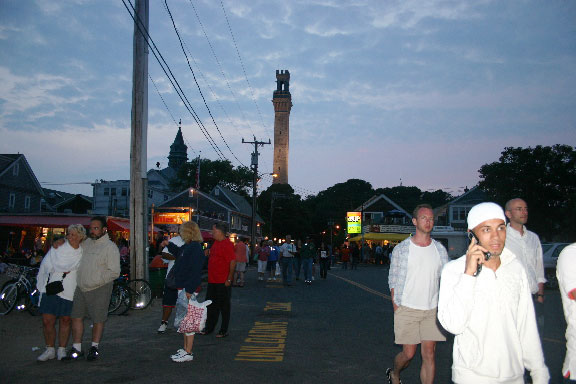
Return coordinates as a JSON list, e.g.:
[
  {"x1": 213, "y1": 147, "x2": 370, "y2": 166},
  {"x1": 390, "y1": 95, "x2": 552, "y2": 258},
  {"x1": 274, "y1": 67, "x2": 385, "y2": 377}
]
[{"x1": 467, "y1": 202, "x2": 506, "y2": 230}]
